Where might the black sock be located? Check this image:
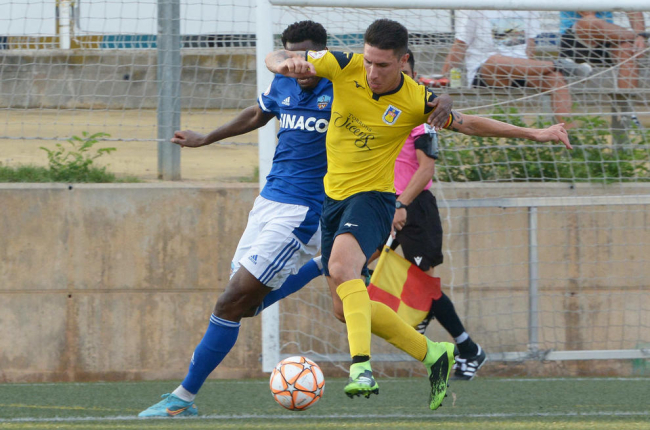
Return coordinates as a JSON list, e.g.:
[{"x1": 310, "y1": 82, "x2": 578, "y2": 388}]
[
  {"x1": 456, "y1": 337, "x2": 479, "y2": 357},
  {"x1": 430, "y1": 293, "x2": 466, "y2": 338},
  {"x1": 430, "y1": 293, "x2": 480, "y2": 356},
  {"x1": 352, "y1": 355, "x2": 370, "y2": 364}
]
